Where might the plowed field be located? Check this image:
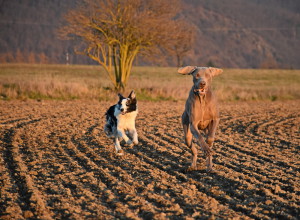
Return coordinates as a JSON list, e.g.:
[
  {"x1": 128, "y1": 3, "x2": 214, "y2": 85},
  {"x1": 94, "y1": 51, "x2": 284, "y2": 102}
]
[{"x1": 0, "y1": 100, "x2": 299, "y2": 219}]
